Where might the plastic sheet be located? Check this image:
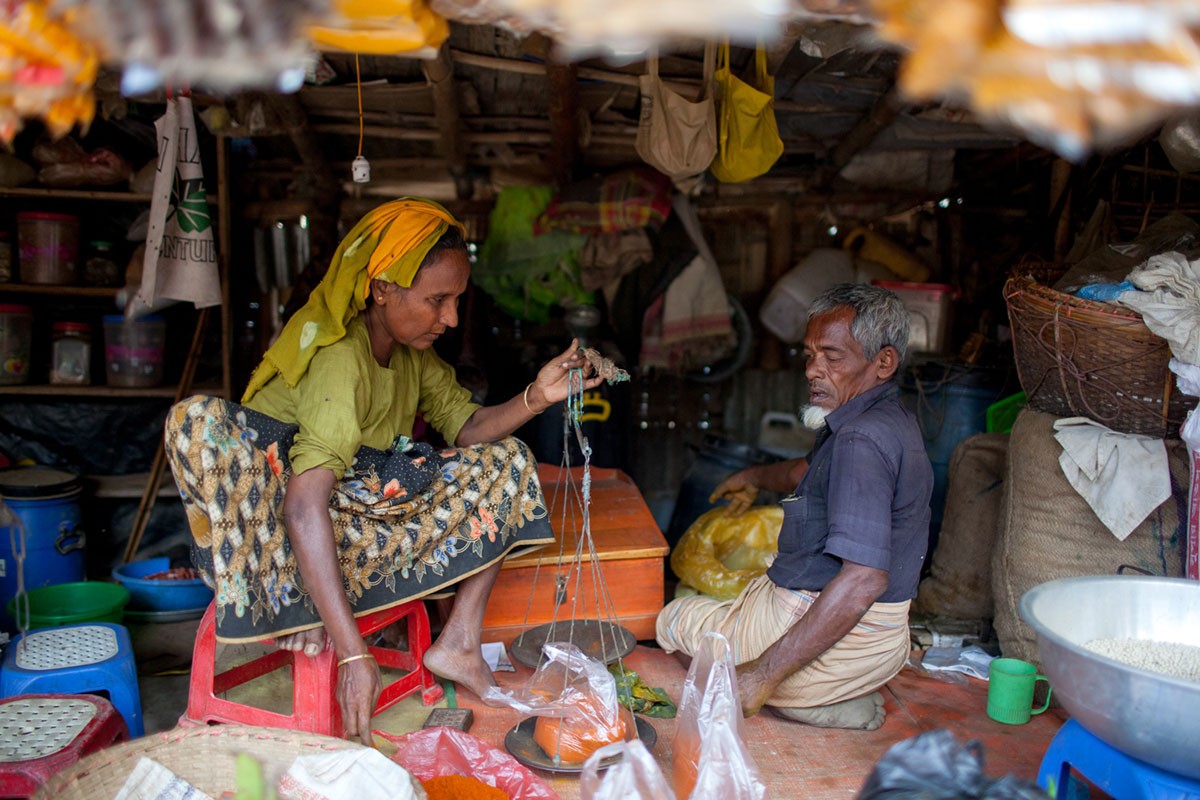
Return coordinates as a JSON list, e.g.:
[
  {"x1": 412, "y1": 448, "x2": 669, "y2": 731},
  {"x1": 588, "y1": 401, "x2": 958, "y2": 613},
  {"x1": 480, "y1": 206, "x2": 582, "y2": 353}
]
[
  {"x1": 483, "y1": 642, "x2": 628, "y2": 765},
  {"x1": 378, "y1": 726, "x2": 559, "y2": 800},
  {"x1": 581, "y1": 740, "x2": 675, "y2": 800},
  {"x1": 856, "y1": 729, "x2": 1049, "y2": 799},
  {"x1": 873, "y1": 0, "x2": 1200, "y2": 160},
  {"x1": 672, "y1": 632, "x2": 765, "y2": 800},
  {"x1": 670, "y1": 507, "x2": 781, "y2": 601}
]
